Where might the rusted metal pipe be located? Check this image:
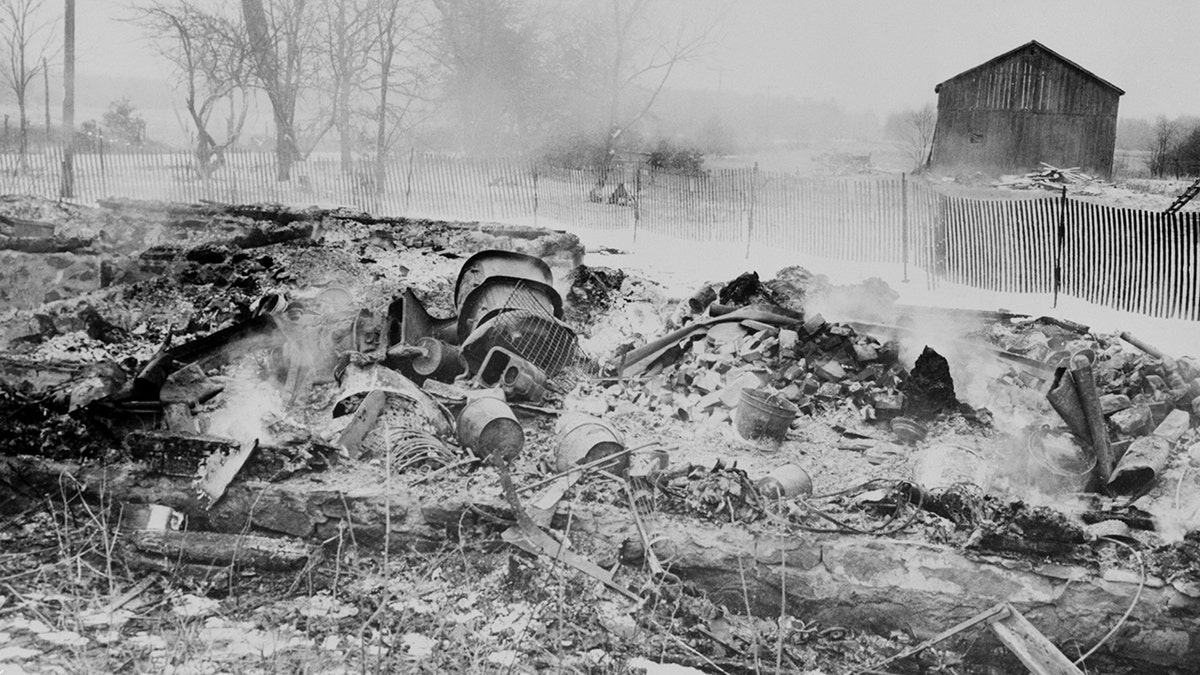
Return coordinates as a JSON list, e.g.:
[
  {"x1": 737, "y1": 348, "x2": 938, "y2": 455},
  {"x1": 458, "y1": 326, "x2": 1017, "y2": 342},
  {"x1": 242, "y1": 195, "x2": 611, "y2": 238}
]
[
  {"x1": 1120, "y1": 331, "x2": 1175, "y2": 369},
  {"x1": 1070, "y1": 360, "x2": 1114, "y2": 487}
]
